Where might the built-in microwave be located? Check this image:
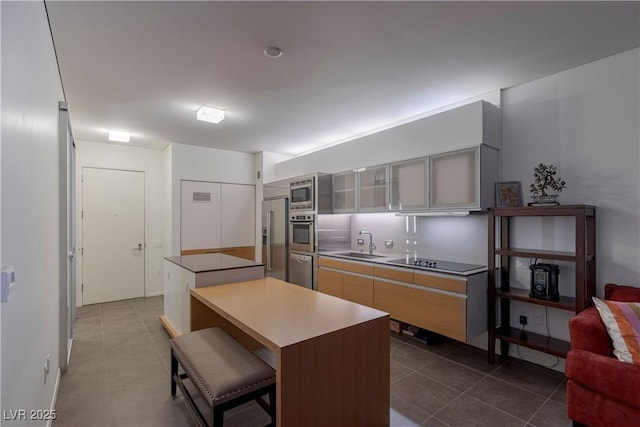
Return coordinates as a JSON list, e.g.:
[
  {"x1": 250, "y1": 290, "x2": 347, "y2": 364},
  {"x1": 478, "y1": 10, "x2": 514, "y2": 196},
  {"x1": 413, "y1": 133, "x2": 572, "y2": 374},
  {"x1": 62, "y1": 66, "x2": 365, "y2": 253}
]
[
  {"x1": 290, "y1": 177, "x2": 314, "y2": 212},
  {"x1": 289, "y1": 214, "x2": 315, "y2": 253}
]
